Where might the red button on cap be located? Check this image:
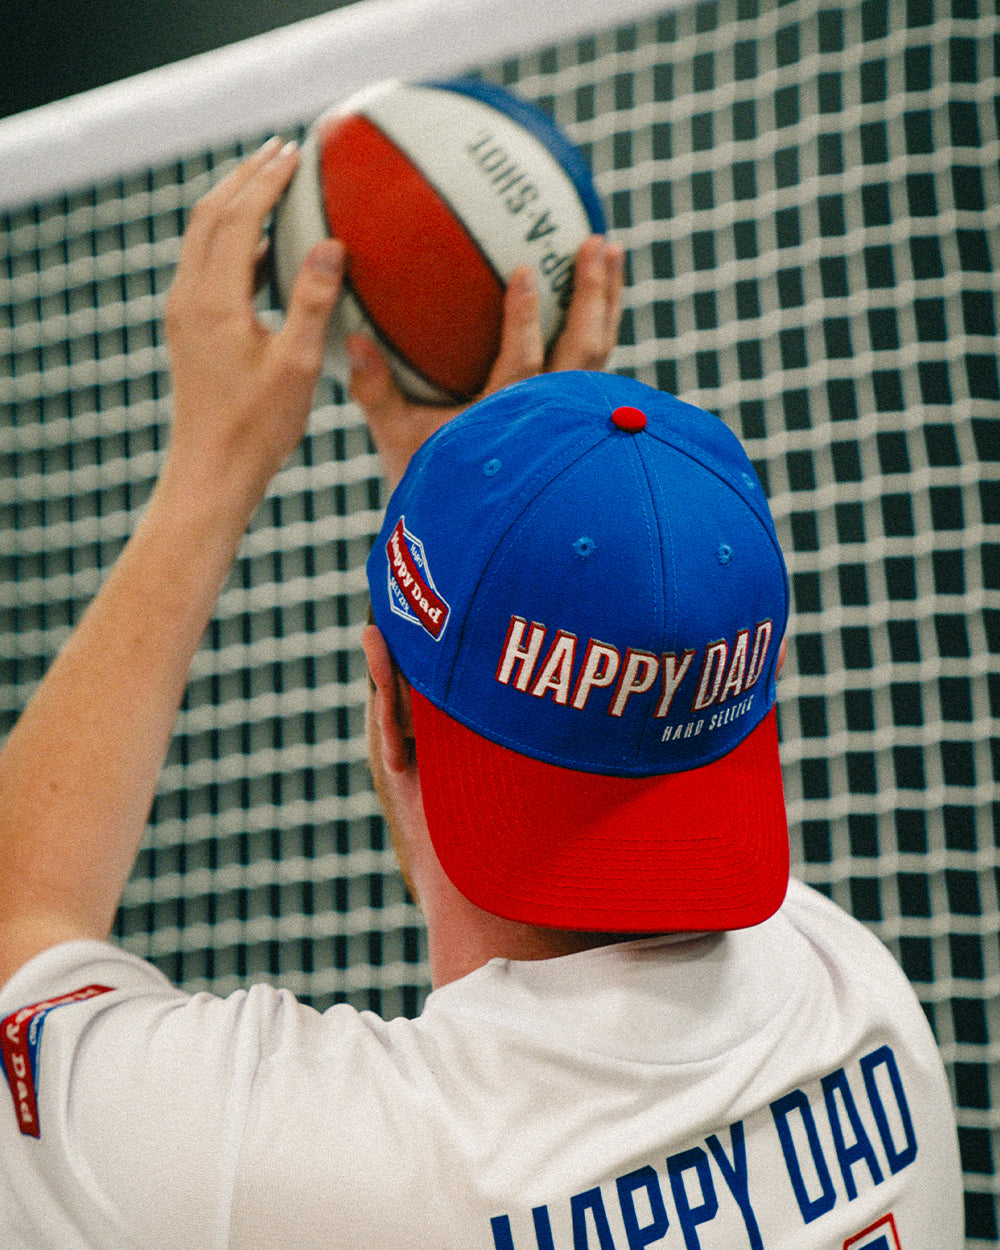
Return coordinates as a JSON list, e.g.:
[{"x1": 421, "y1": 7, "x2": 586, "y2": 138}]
[{"x1": 611, "y1": 405, "x2": 648, "y2": 432}]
